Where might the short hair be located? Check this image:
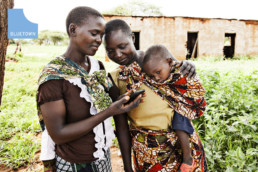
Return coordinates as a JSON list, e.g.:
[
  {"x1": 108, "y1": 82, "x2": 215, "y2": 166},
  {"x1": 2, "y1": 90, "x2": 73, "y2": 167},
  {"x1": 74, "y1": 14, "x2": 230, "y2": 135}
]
[
  {"x1": 105, "y1": 19, "x2": 132, "y2": 36},
  {"x1": 143, "y1": 44, "x2": 171, "y2": 64},
  {"x1": 66, "y1": 6, "x2": 103, "y2": 36}
]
